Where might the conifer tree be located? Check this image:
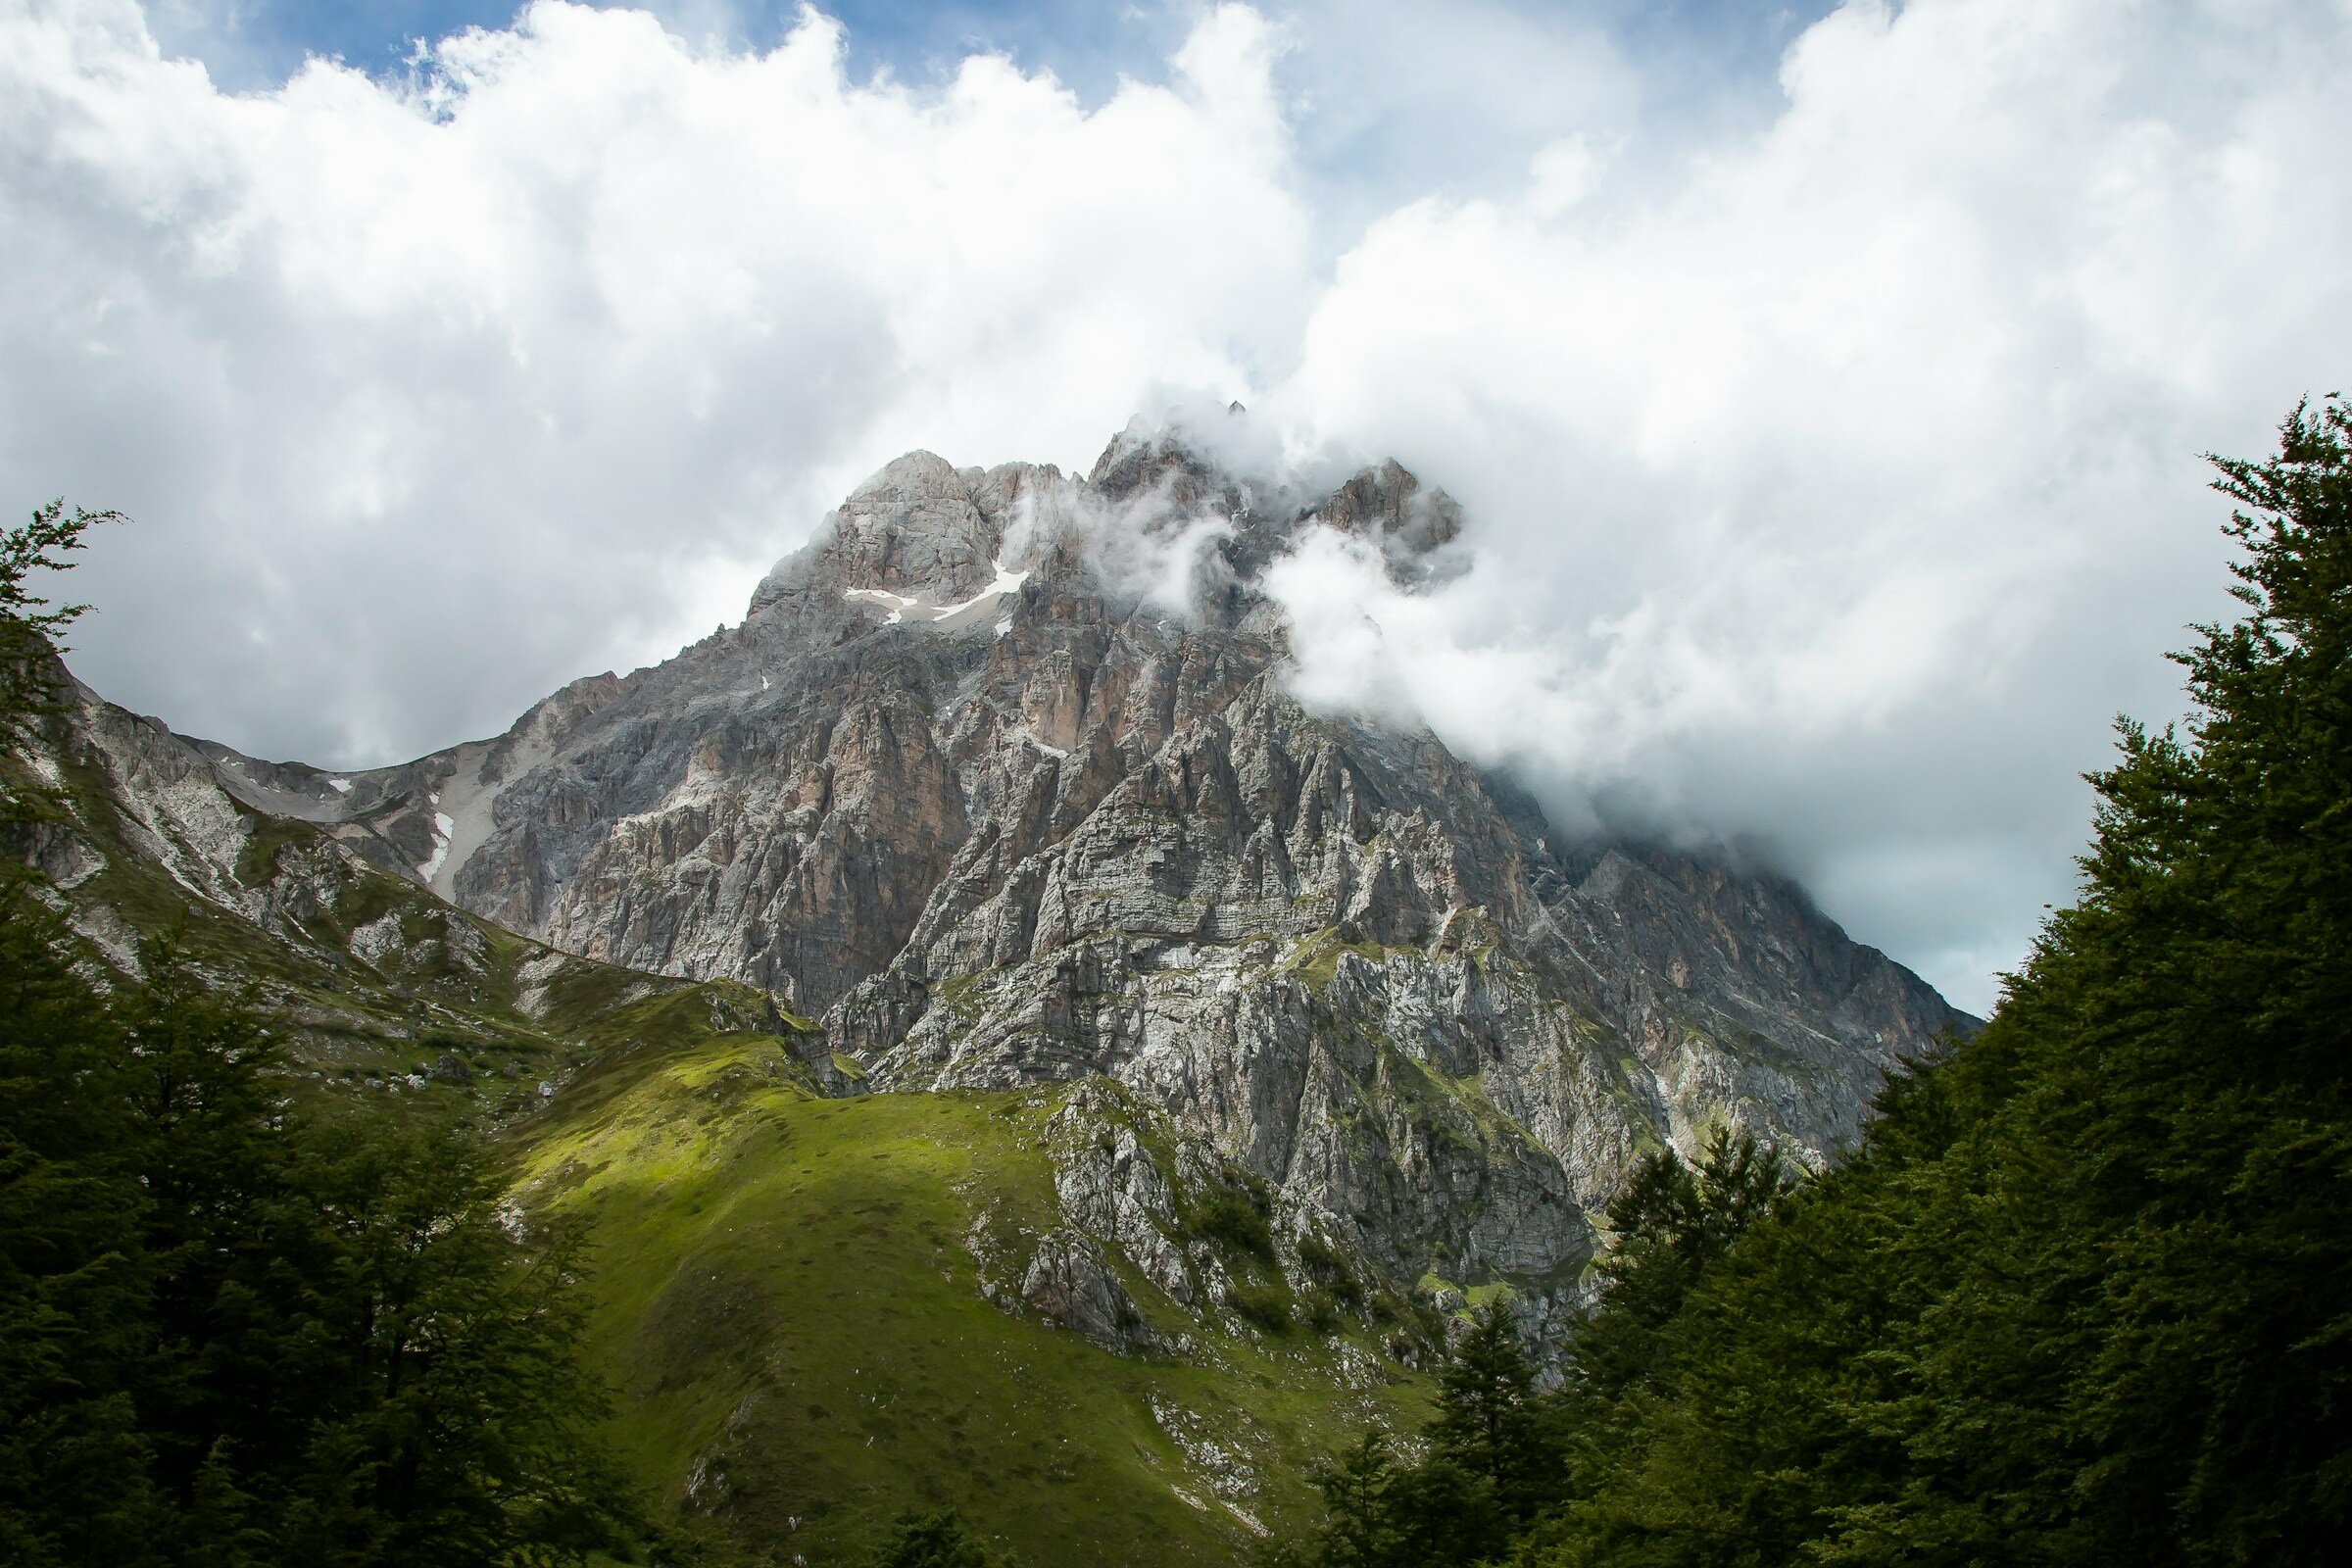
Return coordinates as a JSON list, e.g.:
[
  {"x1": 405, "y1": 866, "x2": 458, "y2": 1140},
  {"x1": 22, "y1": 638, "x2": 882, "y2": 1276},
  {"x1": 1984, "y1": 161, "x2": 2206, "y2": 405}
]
[
  {"x1": 868, "y1": 1509, "x2": 1021, "y2": 1568},
  {"x1": 1431, "y1": 1301, "x2": 1565, "y2": 1532},
  {"x1": 0, "y1": 887, "x2": 162, "y2": 1567},
  {"x1": 0, "y1": 501, "x2": 640, "y2": 1564}
]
